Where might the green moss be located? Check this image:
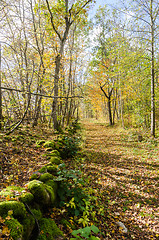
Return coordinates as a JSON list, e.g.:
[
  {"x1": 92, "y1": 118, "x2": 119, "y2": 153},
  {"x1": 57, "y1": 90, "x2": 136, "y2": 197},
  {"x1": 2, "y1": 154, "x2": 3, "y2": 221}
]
[
  {"x1": 27, "y1": 180, "x2": 50, "y2": 205},
  {"x1": 49, "y1": 150, "x2": 61, "y2": 157},
  {"x1": 5, "y1": 217, "x2": 23, "y2": 240},
  {"x1": 39, "y1": 167, "x2": 47, "y2": 173},
  {"x1": 0, "y1": 186, "x2": 25, "y2": 199},
  {"x1": 50, "y1": 156, "x2": 62, "y2": 165},
  {"x1": 22, "y1": 214, "x2": 35, "y2": 240},
  {"x1": 39, "y1": 173, "x2": 53, "y2": 182},
  {"x1": 37, "y1": 218, "x2": 63, "y2": 240},
  {"x1": 46, "y1": 164, "x2": 58, "y2": 174},
  {"x1": 36, "y1": 140, "x2": 46, "y2": 146},
  {"x1": 43, "y1": 141, "x2": 55, "y2": 148},
  {"x1": 0, "y1": 201, "x2": 26, "y2": 218},
  {"x1": 45, "y1": 147, "x2": 54, "y2": 152},
  {"x1": 19, "y1": 192, "x2": 34, "y2": 204},
  {"x1": 31, "y1": 208, "x2": 43, "y2": 220},
  {"x1": 30, "y1": 173, "x2": 40, "y2": 180},
  {"x1": 45, "y1": 185, "x2": 56, "y2": 206},
  {"x1": 45, "y1": 180, "x2": 58, "y2": 192}
]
